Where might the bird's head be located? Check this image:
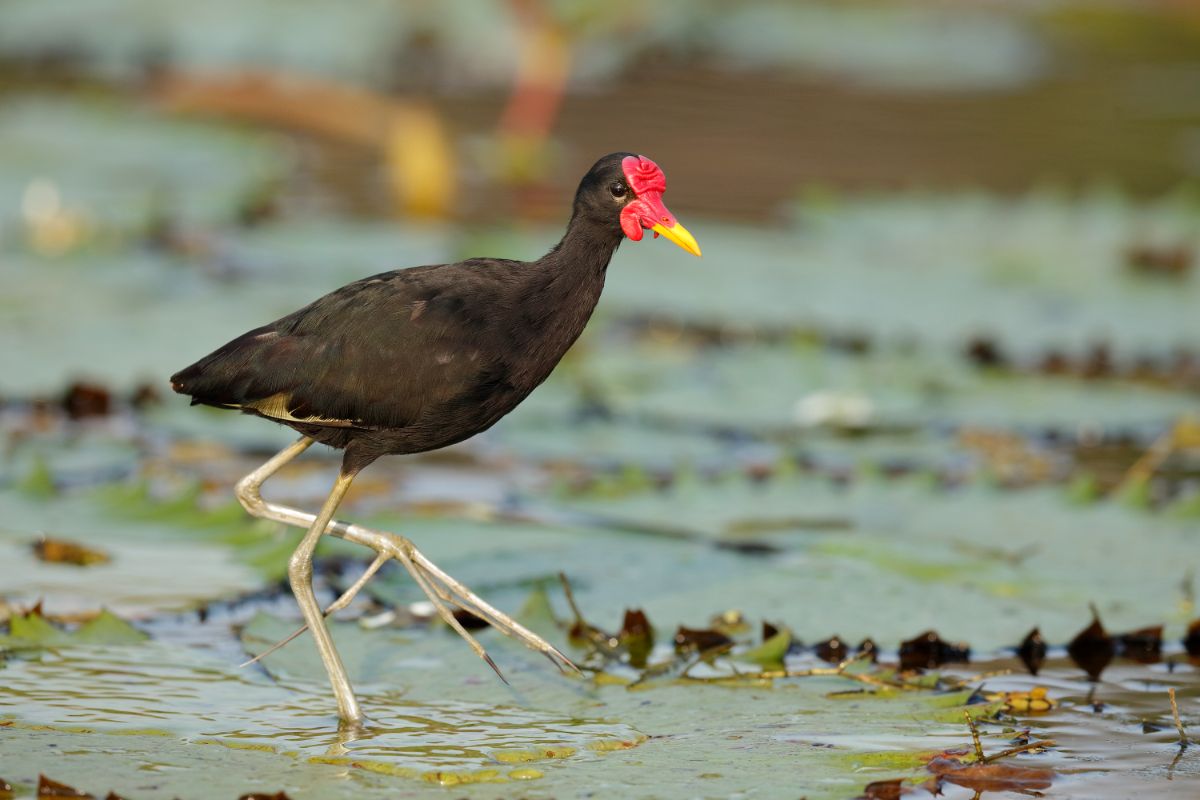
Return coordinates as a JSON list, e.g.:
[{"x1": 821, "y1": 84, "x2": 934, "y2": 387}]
[{"x1": 574, "y1": 152, "x2": 701, "y2": 257}]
